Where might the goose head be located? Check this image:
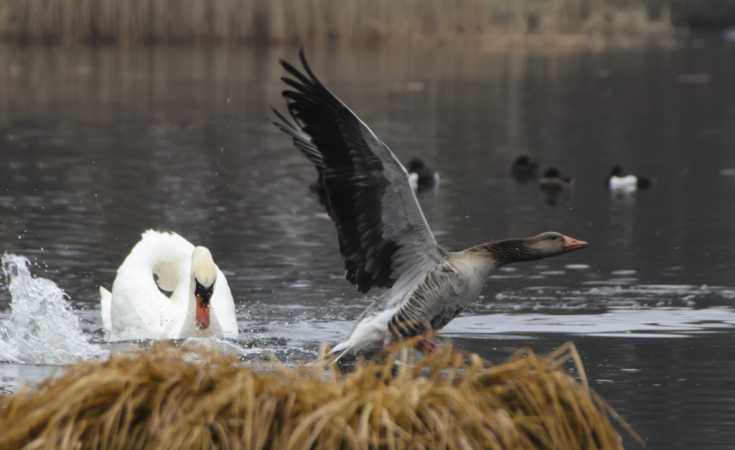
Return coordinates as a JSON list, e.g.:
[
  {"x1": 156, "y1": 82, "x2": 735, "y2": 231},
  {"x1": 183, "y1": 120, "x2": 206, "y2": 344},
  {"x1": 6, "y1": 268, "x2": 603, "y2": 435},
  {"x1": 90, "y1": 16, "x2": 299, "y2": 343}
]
[
  {"x1": 191, "y1": 246, "x2": 217, "y2": 330},
  {"x1": 478, "y1": 232, "x2": 588, "y2": 265},
  {"x1": 524, "y1": 232, "x2": 588, "y2": 255}
]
